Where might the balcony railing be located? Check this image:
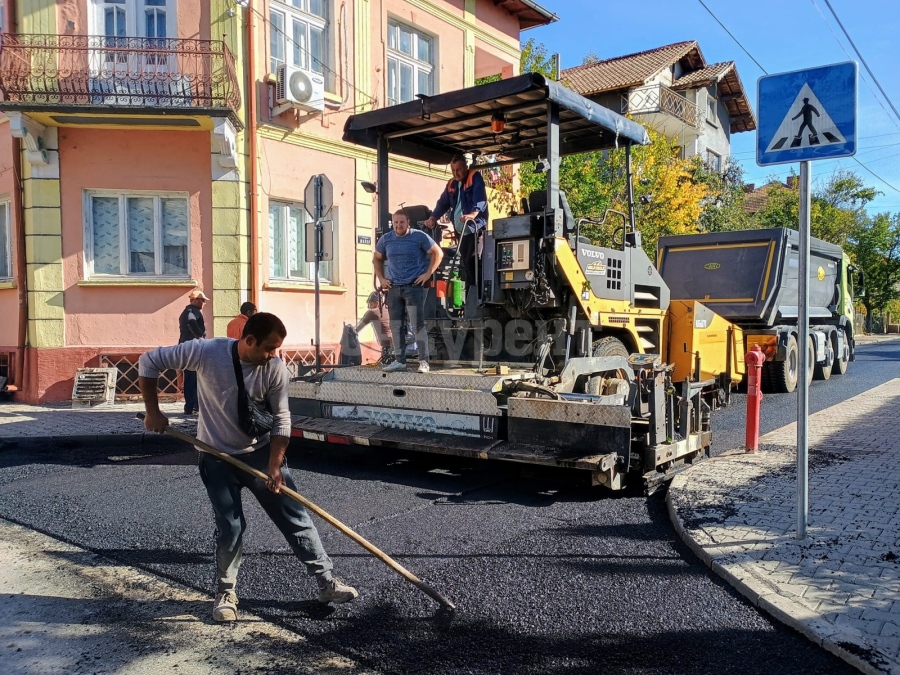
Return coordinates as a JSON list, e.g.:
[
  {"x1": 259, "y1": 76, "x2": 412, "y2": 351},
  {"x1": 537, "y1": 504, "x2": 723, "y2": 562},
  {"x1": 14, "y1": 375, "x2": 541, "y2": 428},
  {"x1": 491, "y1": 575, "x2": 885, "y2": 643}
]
[
  {"x1": 623, "y1": 84, "x2": 700, "y2": 128},
  {"x1": 0, "y1": 34, "x2": 240, "y2": 116}
]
